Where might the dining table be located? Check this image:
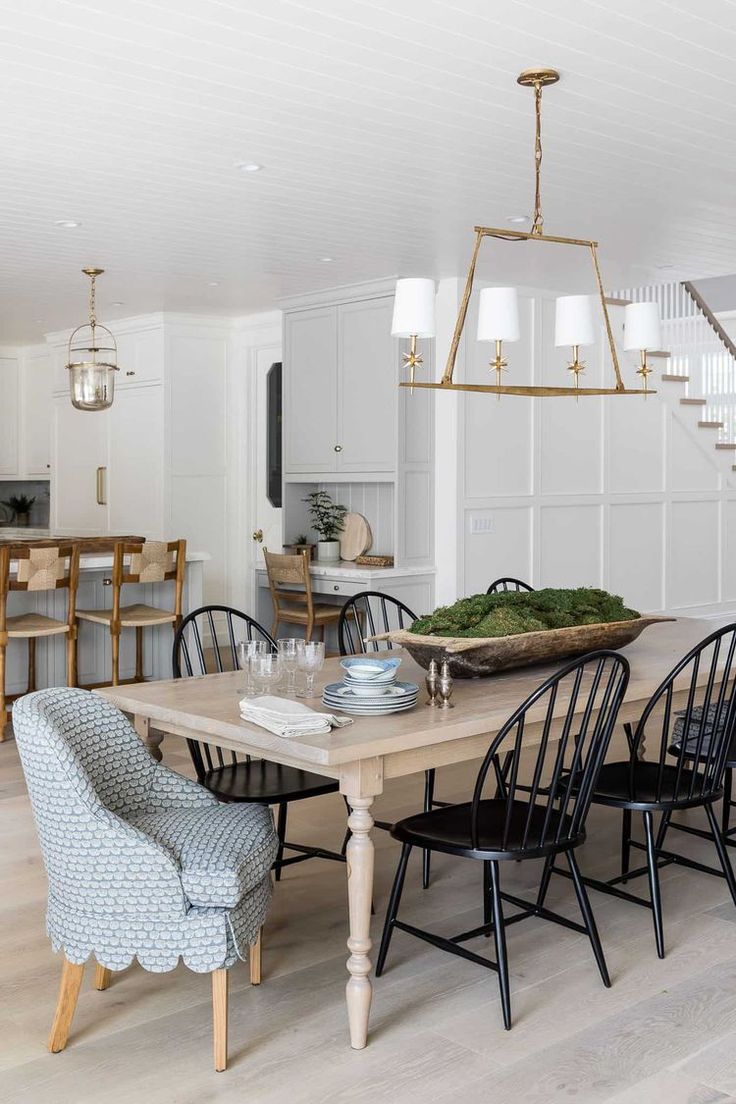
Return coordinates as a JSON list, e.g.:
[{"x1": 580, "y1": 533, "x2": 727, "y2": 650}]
[{"x1": 97, "y1": 615, "x2": 719, "y2": 1051}]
